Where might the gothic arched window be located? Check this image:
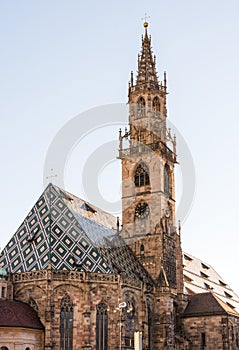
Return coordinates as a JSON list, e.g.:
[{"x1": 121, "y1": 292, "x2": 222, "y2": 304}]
[
  {"x1": 96, "y1": 302, "x2": 108, "y2": 350},
  {"x1": 60, "y1": 295, "x2": 73, "y2": 350},
  {"x1": 137, "y1": 96, "x2": 146, "y2": 117},
  {"x1": 123, "y1": 294, "x2": 137, "y2": 348},
  {"x1": 164, "y1": 164, "x2": 171, "y2": 196},
  {"x1": 153, "y1": 96, "x2": 160, "y2": 113},
  {"x1": 134, "y1": 163, "x2": 150, "y2": 187},
  {"x1": 140, "y1": 244, "x2": 145, "y2": 256},
  {"x1": 29, "y1": 298, "x2": 38, "y2": 313}
]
